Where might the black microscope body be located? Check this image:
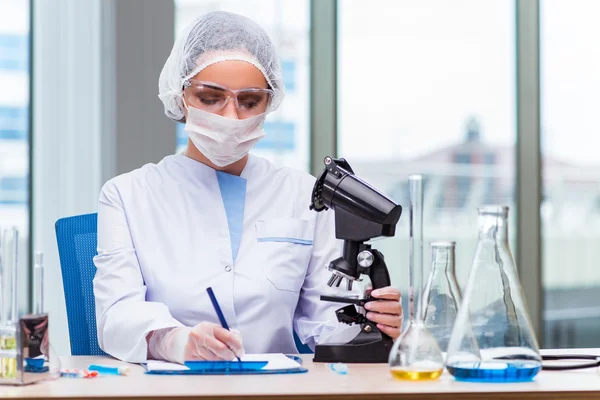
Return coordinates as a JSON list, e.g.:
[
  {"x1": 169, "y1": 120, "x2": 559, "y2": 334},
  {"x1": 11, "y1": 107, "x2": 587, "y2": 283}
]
[{"x1": 309, "y1": 157, "x2": 403, "y2": 363}]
